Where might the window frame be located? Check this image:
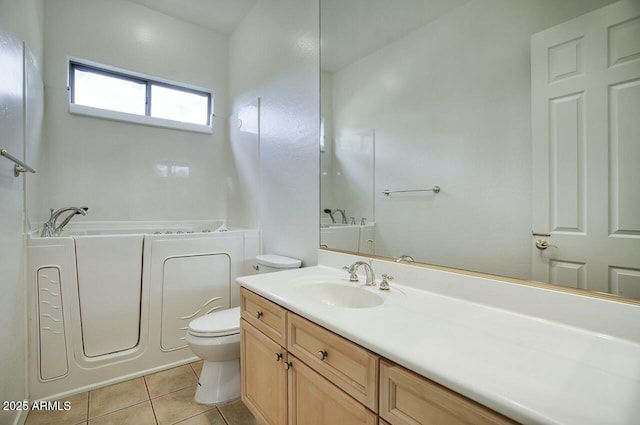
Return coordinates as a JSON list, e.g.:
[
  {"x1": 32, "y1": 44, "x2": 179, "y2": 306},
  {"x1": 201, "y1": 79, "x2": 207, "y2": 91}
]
[{"x1": 68, "y1": 58, "x2": 214, "y2": 134}]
